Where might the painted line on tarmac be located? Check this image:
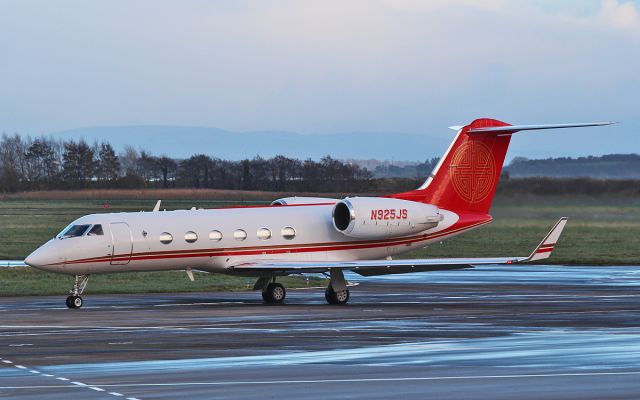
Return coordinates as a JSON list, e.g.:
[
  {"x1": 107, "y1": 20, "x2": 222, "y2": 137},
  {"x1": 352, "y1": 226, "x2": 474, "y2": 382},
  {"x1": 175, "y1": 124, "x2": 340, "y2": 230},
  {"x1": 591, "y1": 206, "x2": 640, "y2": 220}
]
[
  {"x1": 0, "y1": 315, "x2": 430, "y2": 331},
  {"x1": 56, "y1": 370, "x2": 640, "y2": 388},
  {"x1": 3, "y1": 370, "x2": 640, "y2": 390},
  {"x1": 0, "y1": 356, "x2": 141, "y2": 399}
]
